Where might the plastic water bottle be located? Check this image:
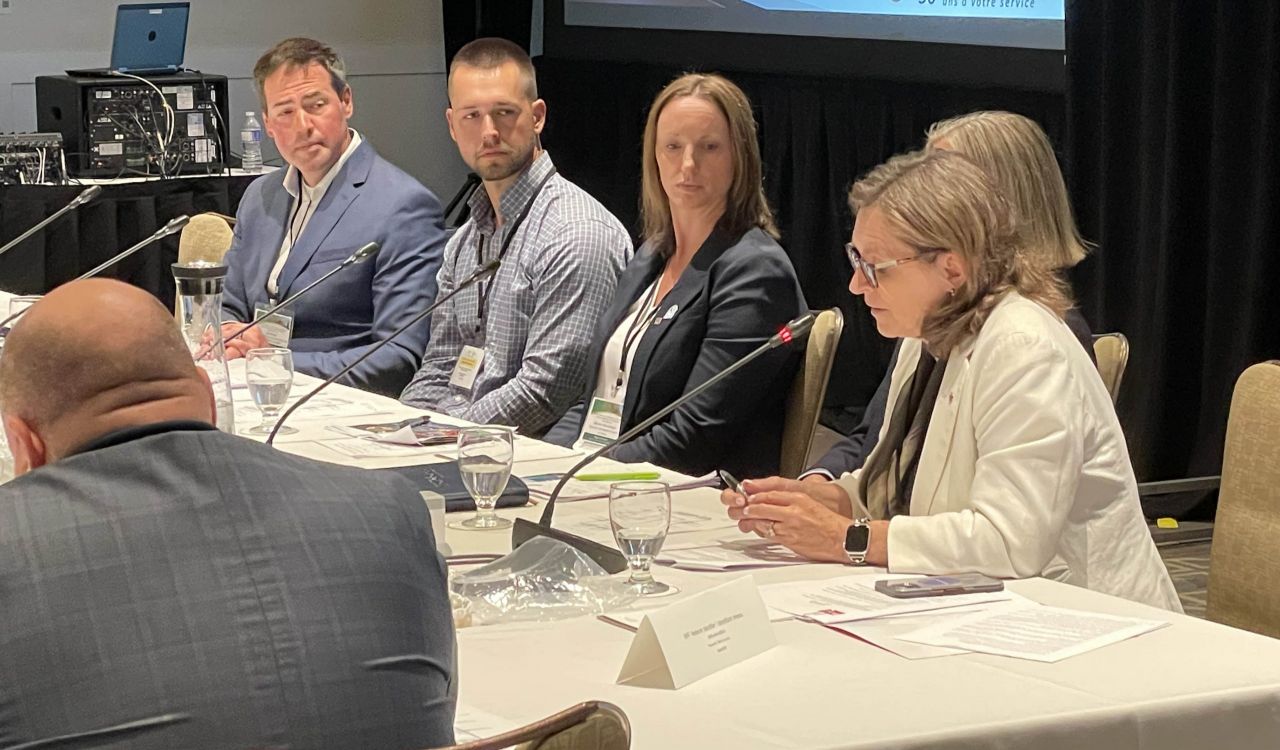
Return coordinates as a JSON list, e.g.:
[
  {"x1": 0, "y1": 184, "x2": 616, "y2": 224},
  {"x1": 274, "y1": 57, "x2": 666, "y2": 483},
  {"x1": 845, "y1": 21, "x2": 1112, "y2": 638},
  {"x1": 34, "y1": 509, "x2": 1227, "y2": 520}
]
[{"x1": 241, "y1": 112, "x2": 263, "y2": 173}]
